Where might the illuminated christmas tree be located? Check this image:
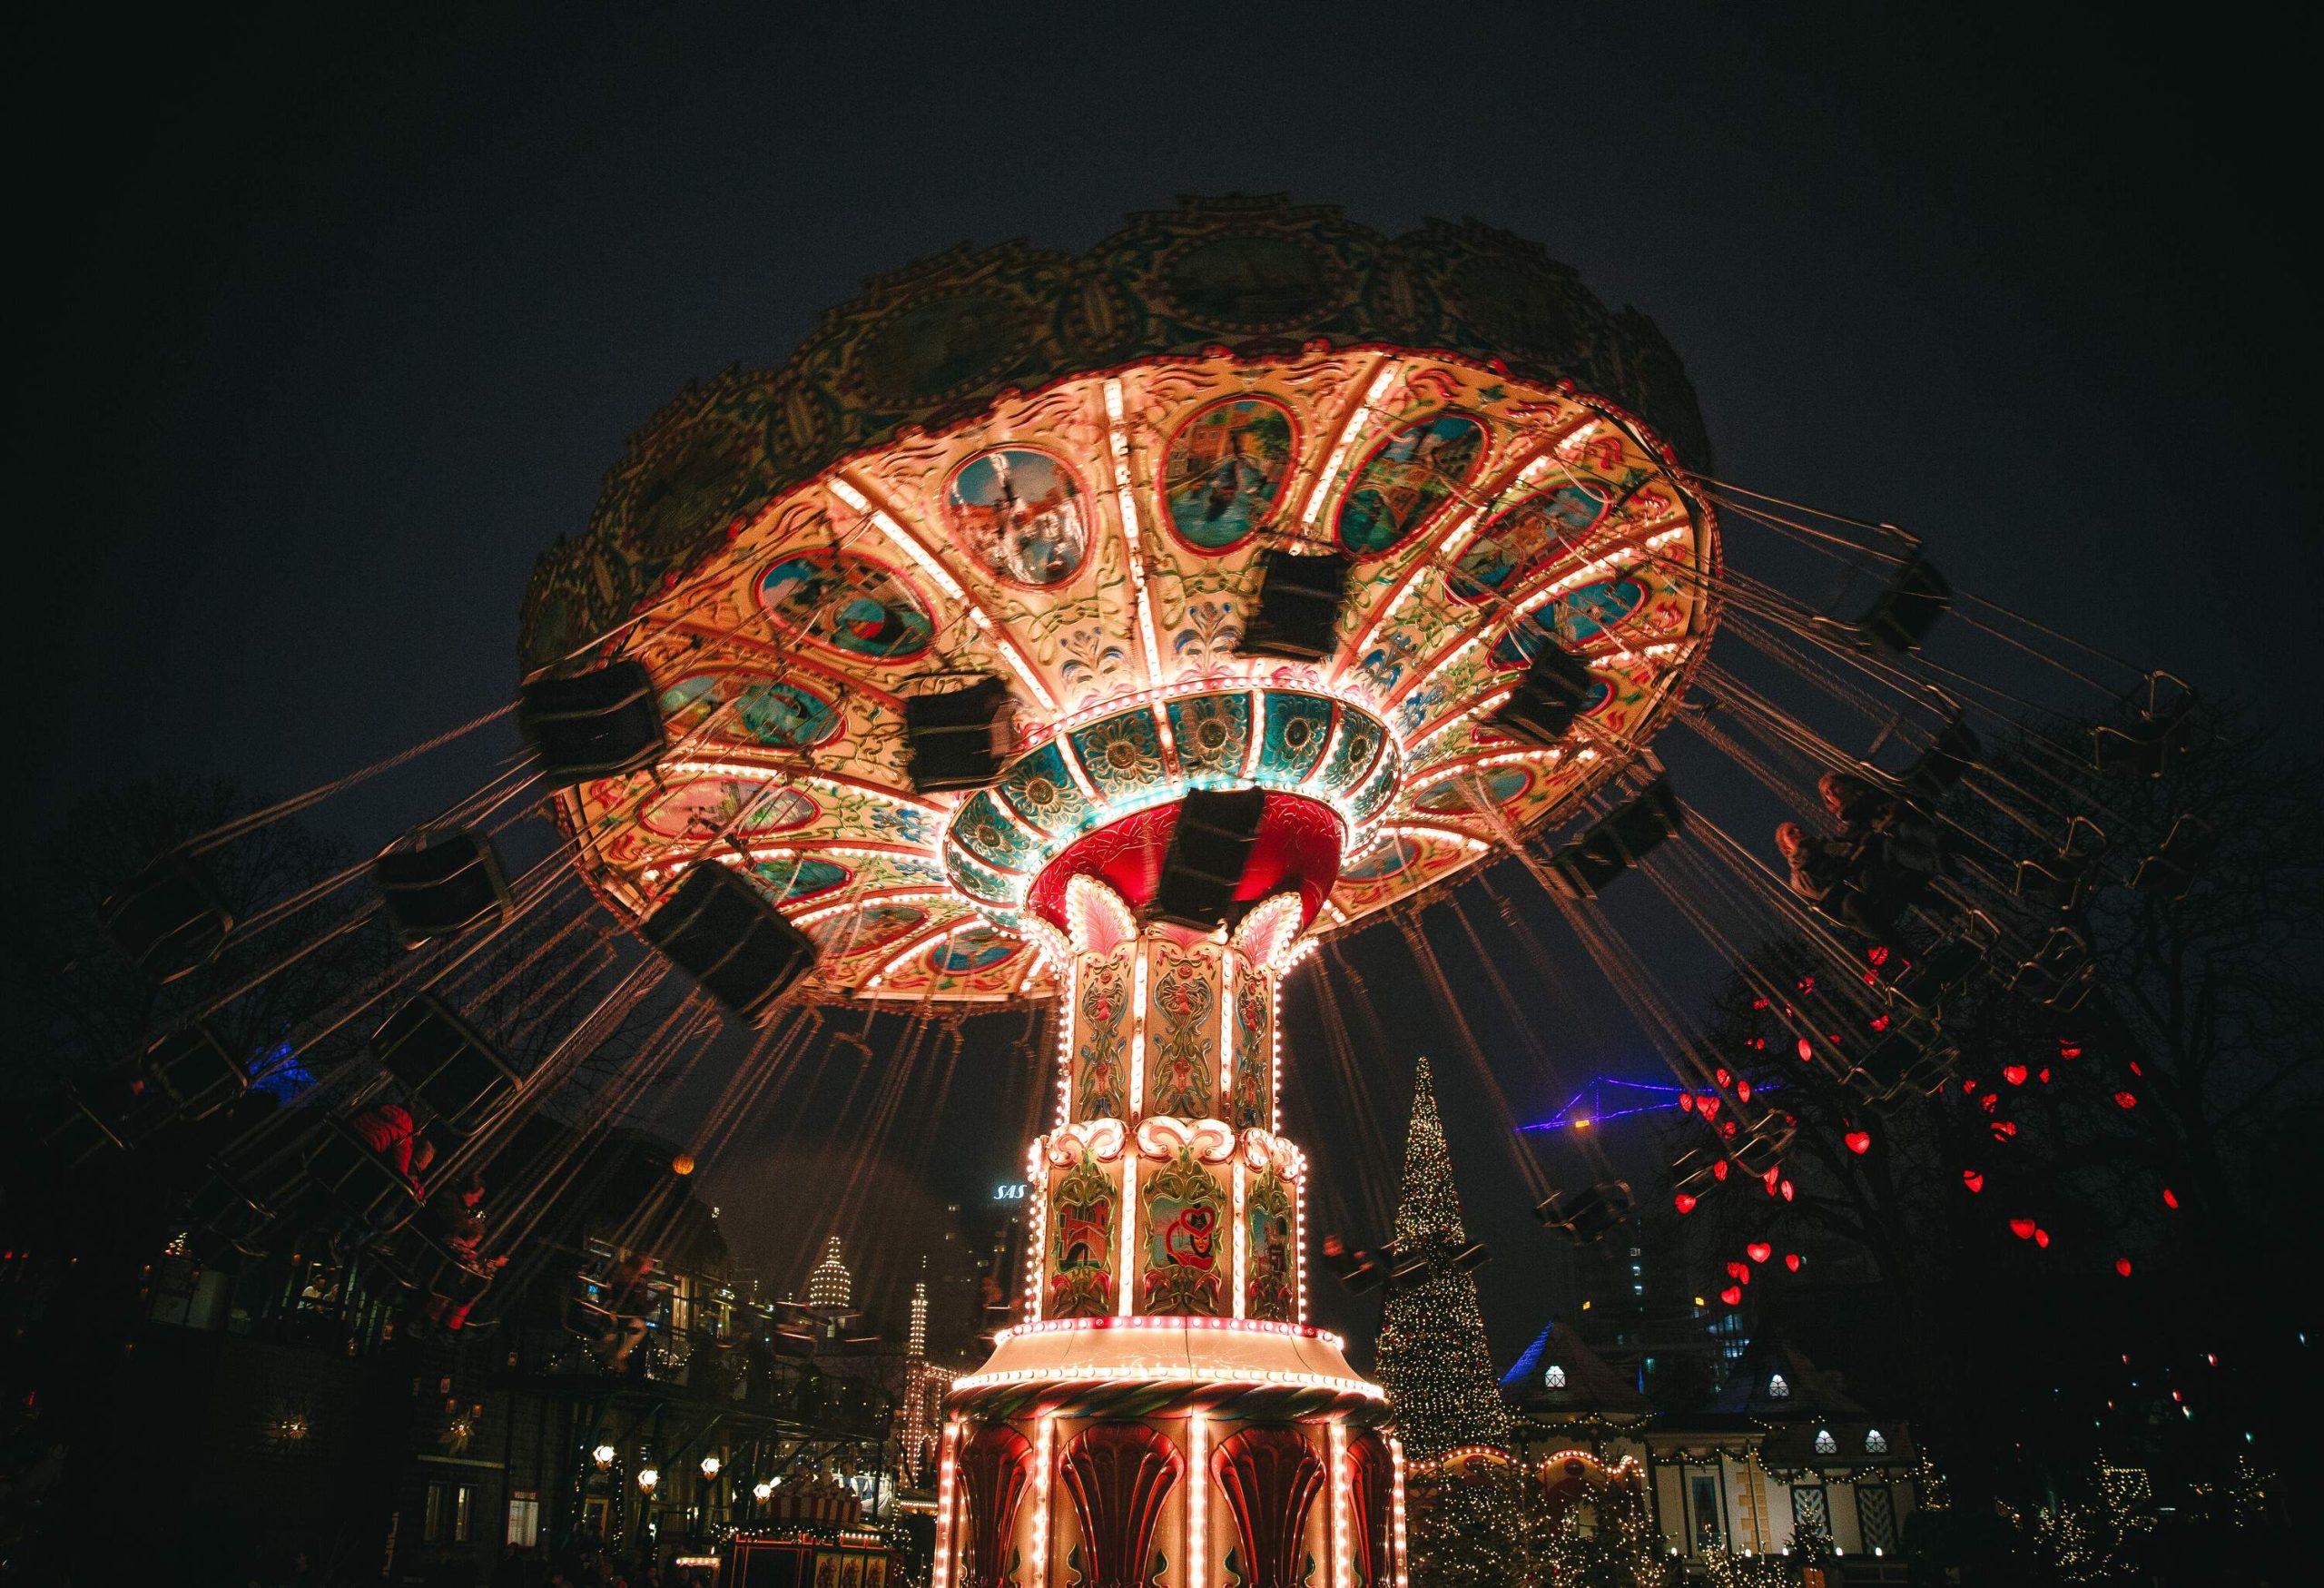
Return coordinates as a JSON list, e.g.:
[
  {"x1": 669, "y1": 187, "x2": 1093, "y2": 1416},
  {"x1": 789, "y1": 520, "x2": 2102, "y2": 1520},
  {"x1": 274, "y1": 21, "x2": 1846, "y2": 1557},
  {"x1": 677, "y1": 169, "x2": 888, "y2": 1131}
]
[
  {"x1": 1377, "y1": 1053, "x2": 1512, "y2": 1460},
  {"x1": 1376, "y1": 1056, "x2": 1520, "y2": 1588}
]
